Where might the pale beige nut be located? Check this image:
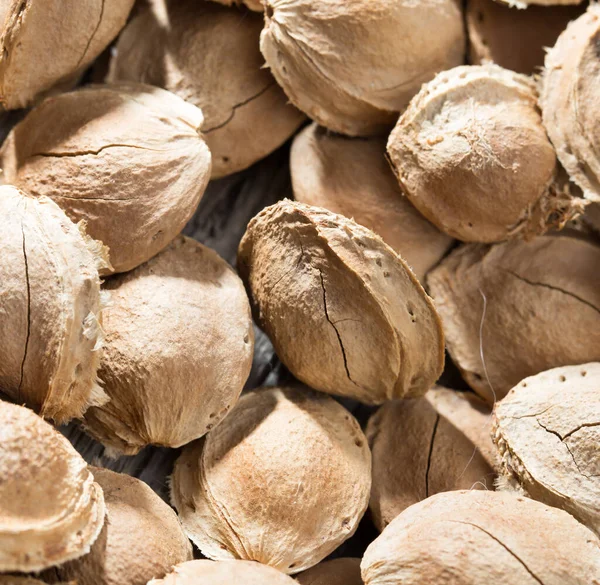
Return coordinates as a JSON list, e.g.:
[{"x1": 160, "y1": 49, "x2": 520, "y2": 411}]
[
  {"x1": 83, "y1": 236, "x2": 254, "y2": 456},
  {"x1": 367, "y1": 387, "x2": 495, "y2": 531},
  {"x1": 0, "y1": 185, "x2": 109, "y2": 423},
  {"x1": 427, "y1": 235, "x2": 600, "y2": 403},
  {"x1": 260, "y1": 0, "x2": 464, "y2": 136},
  {"x1": 0, "y1": 0, "x2": 135, "y2": 109},
  {"x1": 171, "y1": 387, "x2": 371, "y2": 574},
  {"x1": 0, "y1": 401, "x2": 105, "y2": 572},
  {"x1": 290, "y1": 123, "x2": 454, "y2": 282},
  {"x1": 493, "y1": 363, "x2": 600, "y2": 536},
  {"x1": 296, "y1": 558, "x2": 363, "y2": 585},
  {"x1": 1, "y1": 83, "x2": 212, "y2": 274},
  {"x1": 361, "y1": 491, "x2": 600, "y2": 585}
]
